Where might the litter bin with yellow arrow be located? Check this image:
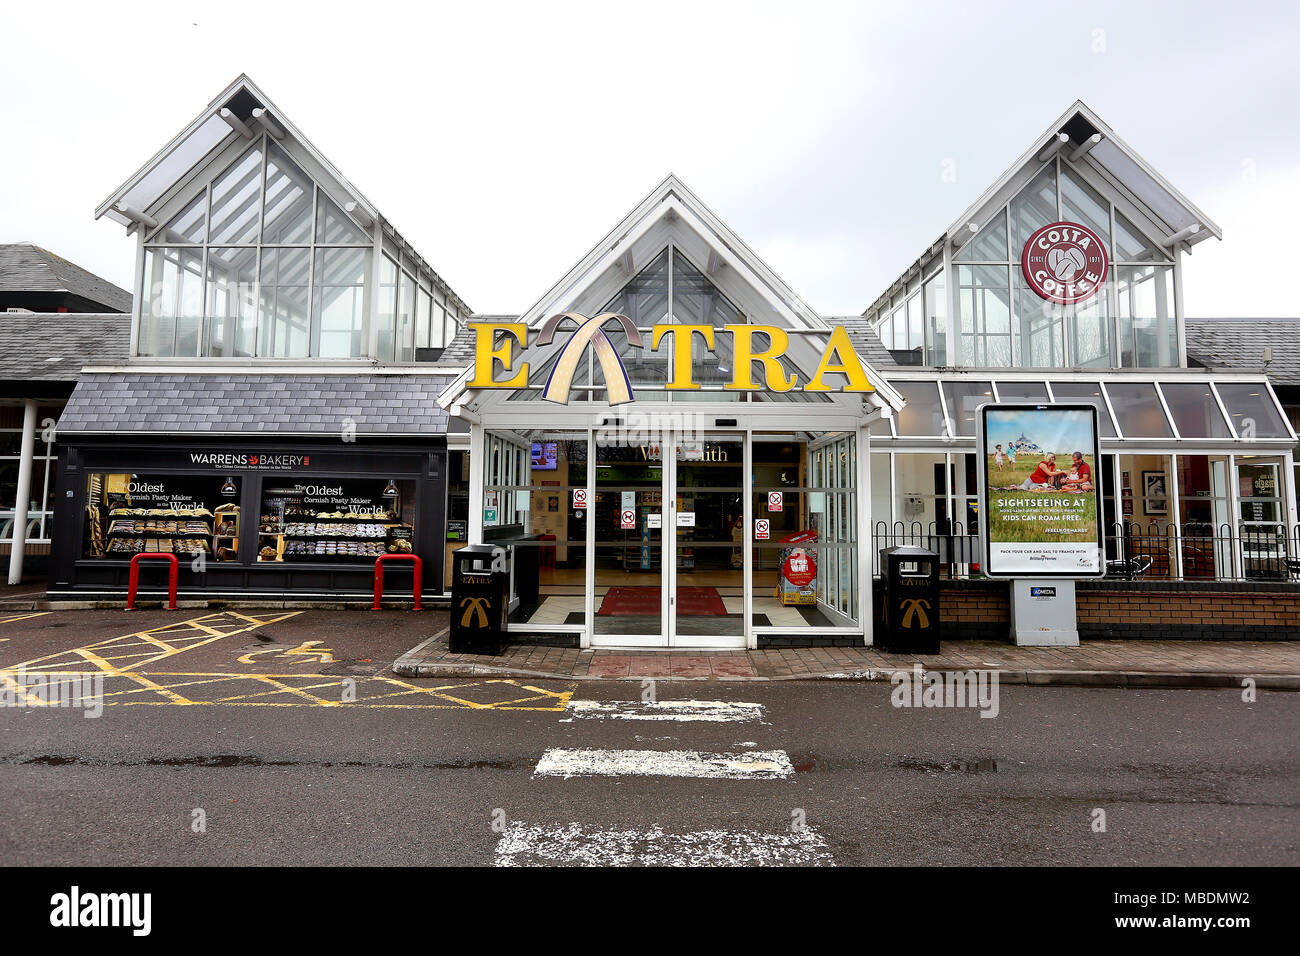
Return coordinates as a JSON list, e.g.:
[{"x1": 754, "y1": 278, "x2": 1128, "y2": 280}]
[
  {"x1": 879, "y1": 545, "x2": 941, "y2": 654},
  {"x1": 450, "y1": 544, "x2": 509, "y2": 654}
]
